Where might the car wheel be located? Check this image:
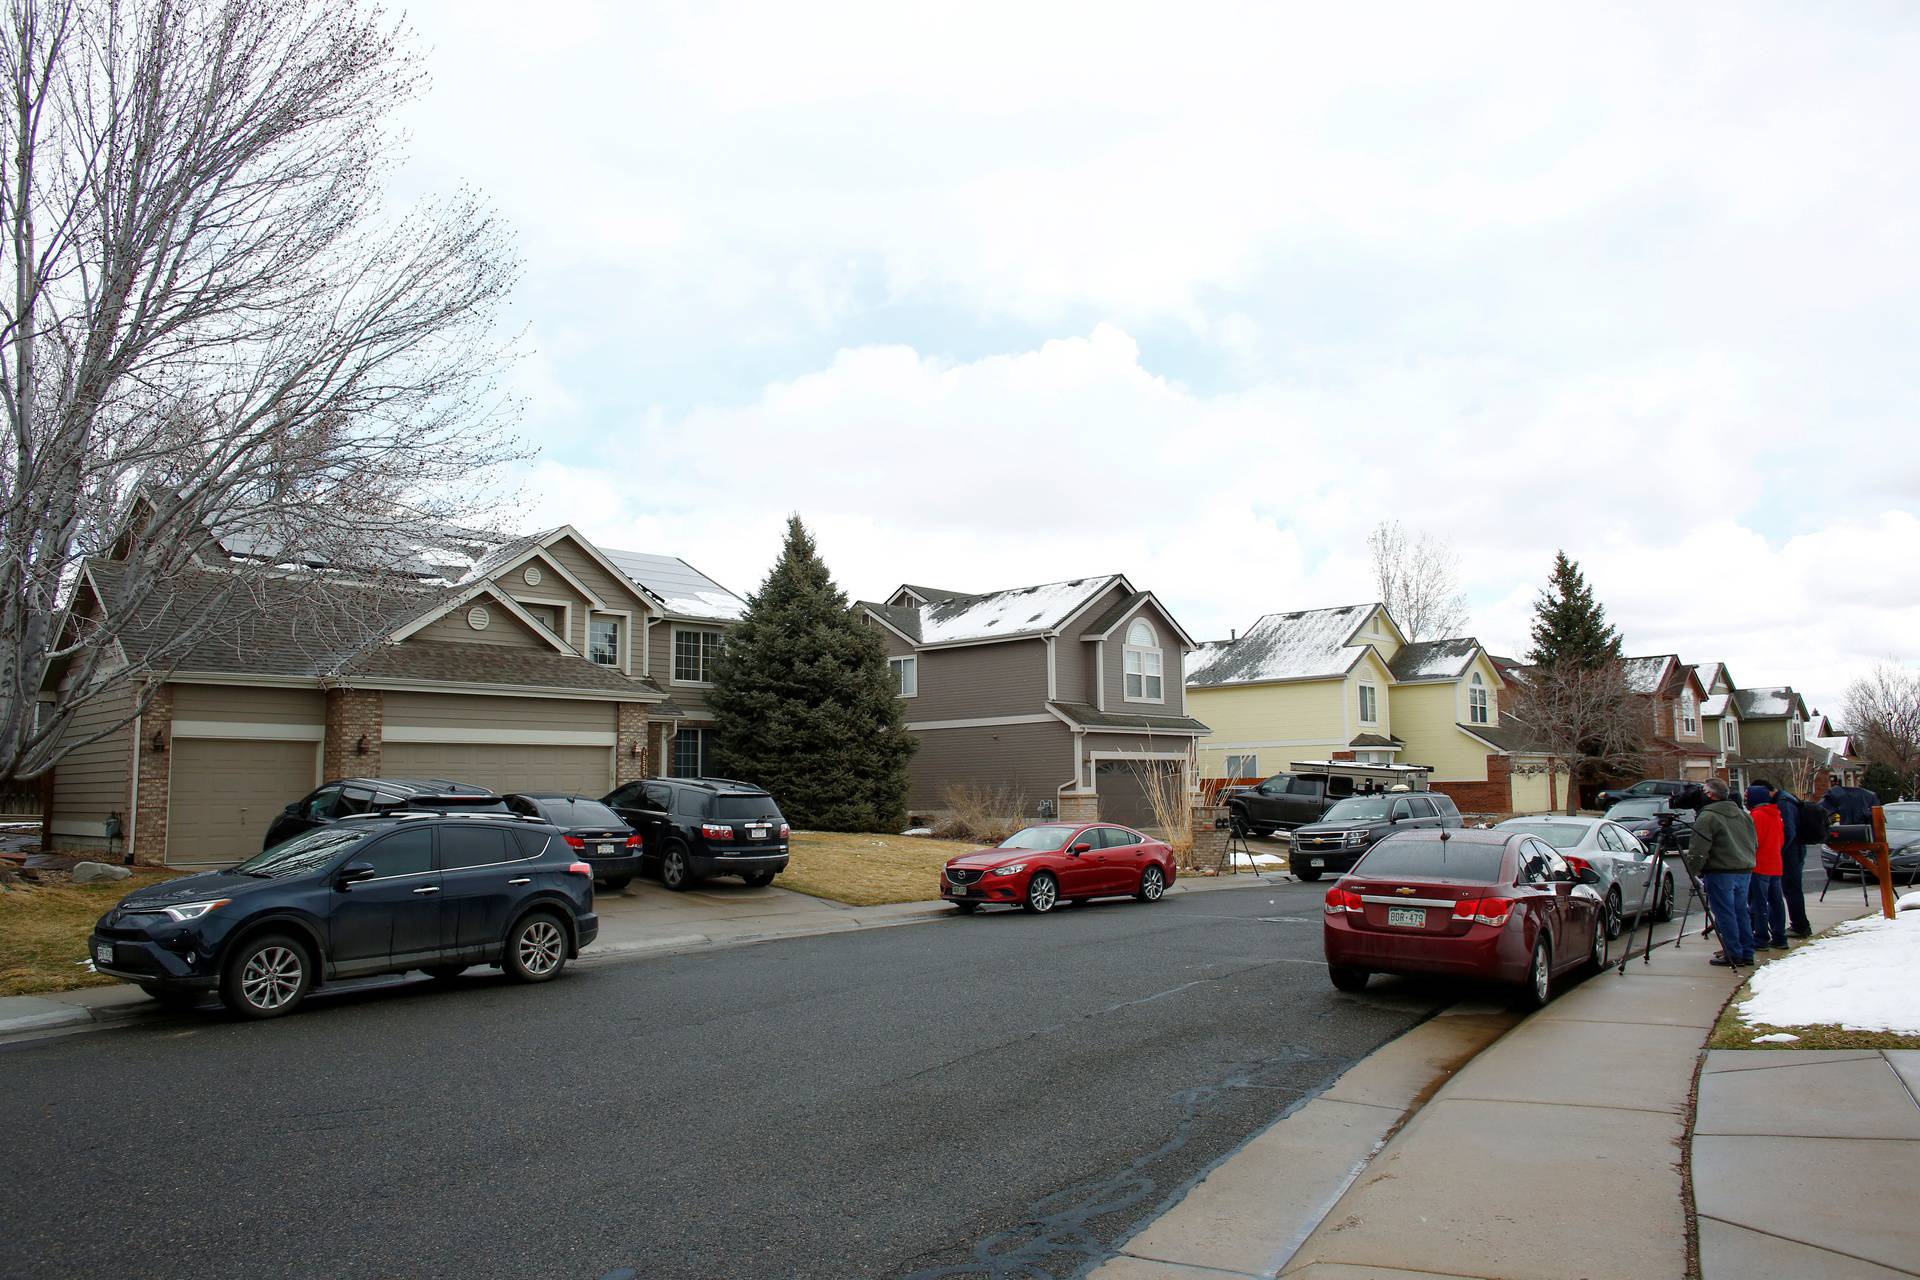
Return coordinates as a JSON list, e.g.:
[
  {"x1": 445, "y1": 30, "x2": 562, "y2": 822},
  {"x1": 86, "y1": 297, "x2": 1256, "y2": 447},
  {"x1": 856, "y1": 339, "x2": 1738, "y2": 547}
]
[
  {"x1": 504, "y1": 912, "x2": 568, "y2": 983},
  {"x1": 1585, "y1": 918, "x2": 1608, "y2": 974},
  {"x1": 139, "y1": 984, "x2": 202, "y2": 1011},
  {"x1": 660, "y1": 843, "x2": 695, "y2": 891},
  {"x1": 219, "y1": 934, "x2": 312, "y2": 1020},
  {"x1": 423, "y1": 965, "x2": 468, "y2": 981},
  {"x1": 1295, "y1": 866, "x2": 1322, "y2": 882},
  {"x1": 1652, "y1": 873, "x2": 1675, "y2": 922},
  {"x1": 952, "y1": 901, "x2": 979, "y2": 914},
  {"x1": 1328, "y1": 965, "x2": 1369, "y2": 993},
  {"x1": 742, "y1": 871, "x2": 776, "y2": 887},
  {"x1": 1516, "y1": 936, "x2": 1553, "y2": 1011},
  {"x1": 1603, "y1": 888, "x2": 1624, "y2": 940},
  {"x1": 600, "y1": 876, "x2": 632, "y2": 893},
  {"x1": 1023, "y1": 872, "x2": 1059, "y2": 914},
  {"x1": 1136, "y1": 864, "x2": 1167, "y2": 902}
]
